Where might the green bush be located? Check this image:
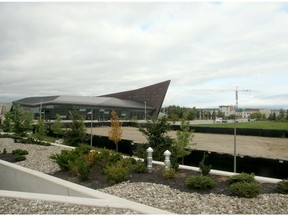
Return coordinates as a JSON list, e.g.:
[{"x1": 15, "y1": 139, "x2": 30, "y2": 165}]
[
  {"x1": 50, "y1": 149, "x2": 79, "y2": 171},
  {"x1": 228, "y1": 173, "x2": 255, "y2": 185},
  {"x1": 104, "y1": 162, "x2": 130, "y2": 184},
  {"x1": 75, "y1": 158, "x2": 90, "y2": 181},
  {"x1": 12, "y1": 149, "x2": 29, "y2": 155},
  {"x1": 94, "y1": 149, "x2": 123, "y2": 170},
  {"x1": 14, "y1": 137, "x2": 51, "y2": 146},
  {"x1": 15, "y1": 154, "x2": 26, "y2": 162},
  {"x1": 76, "y1": 145, "x2": 92, "y2": 154},
  {"x1": 199, "y1": 153, "x2": 212, "y2": 176},
  {"x1": 186, "y1": 175, "x2": 217, "y2": 190},
  {"x1": 229, "y1": 182, "x2": 261, "y2": 198},
  {"x1": 276, "y1": 179, "x2": 288, "y2": 194},
  {"x1": 118, "y1": 157, "x2": 135, "y2": 169},
  {"x1": 162, "y1": 168, "x2": 176, "y2": 180},
  {"x1": 132, "y1": 161, "x2": 148, "y2": 173}
]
